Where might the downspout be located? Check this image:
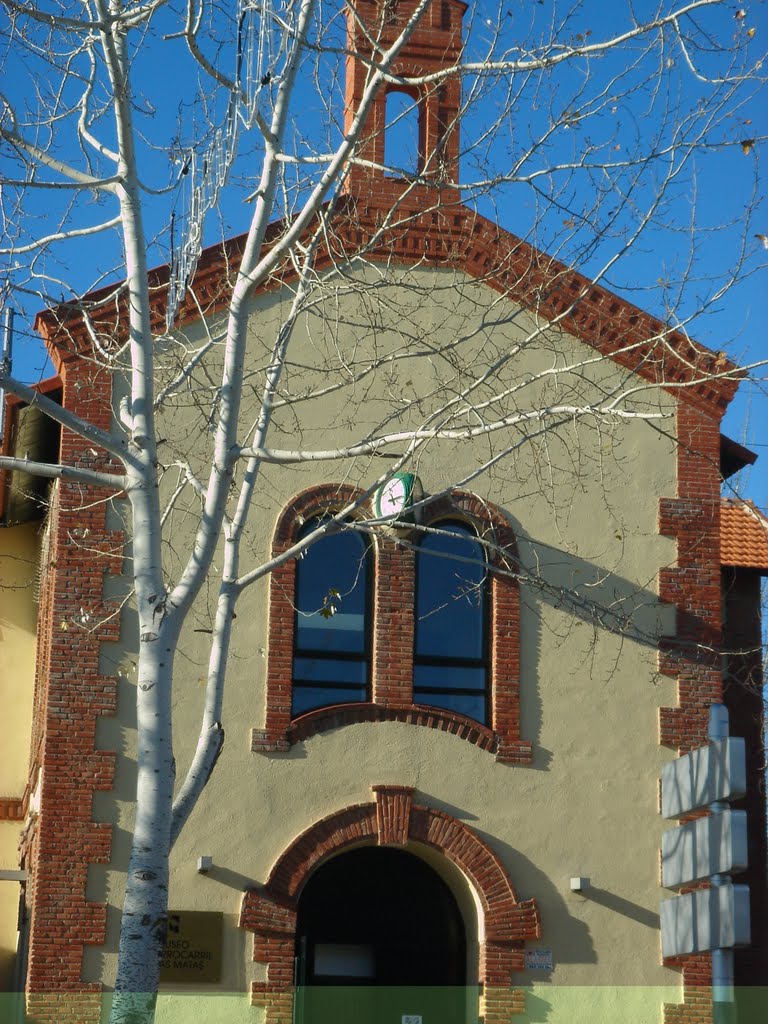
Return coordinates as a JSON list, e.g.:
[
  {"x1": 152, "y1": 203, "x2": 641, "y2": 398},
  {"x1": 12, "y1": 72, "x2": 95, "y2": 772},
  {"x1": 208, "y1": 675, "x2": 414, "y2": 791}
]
[
  {"x1": 0, "y1": 306, "x2": 14, "y2": 438},
  {"x1": 0, "y1": 306, "x2": 14, "y2": 527}
]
